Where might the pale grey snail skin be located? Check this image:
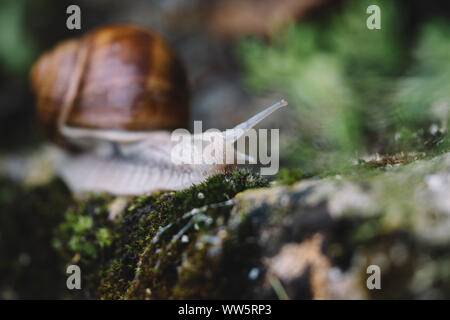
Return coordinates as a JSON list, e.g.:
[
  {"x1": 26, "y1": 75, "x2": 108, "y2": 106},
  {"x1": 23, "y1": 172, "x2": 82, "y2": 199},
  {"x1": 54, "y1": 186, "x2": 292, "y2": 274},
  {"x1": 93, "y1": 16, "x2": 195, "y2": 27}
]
[{"x1": 58, "y1": 99, "x2": 288, "y2": 195}]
